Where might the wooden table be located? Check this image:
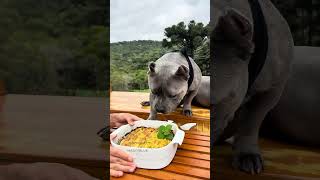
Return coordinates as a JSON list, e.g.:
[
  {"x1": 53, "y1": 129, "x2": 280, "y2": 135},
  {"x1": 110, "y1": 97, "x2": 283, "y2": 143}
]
[
  {"x1": 110, "y1": 91, "x2": 320, "y2": 179},
  {"x1": 0, "y1": 94, "x2": 107, "y2": 179},
  {"x1": 214, "y1": 139, "x2": 320, "y2": 180},
  {"x1": 111, "y1": 131, "x2": 210, "y2": 180},
  {"x1": 110, "y1": 91, "x2": 210, "y2": 135},
  {"x1": 110, "y1": 91, "x2": 211, "y2": 179}
]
